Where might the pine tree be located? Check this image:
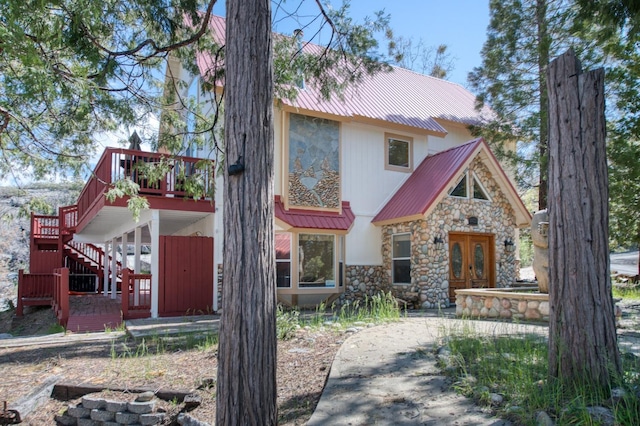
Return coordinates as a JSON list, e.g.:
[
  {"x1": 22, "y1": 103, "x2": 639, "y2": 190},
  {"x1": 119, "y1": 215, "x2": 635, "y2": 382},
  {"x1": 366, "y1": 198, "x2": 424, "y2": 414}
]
[{"x1": 469, "y1": 0, "x2": 599, "y2": 210}]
